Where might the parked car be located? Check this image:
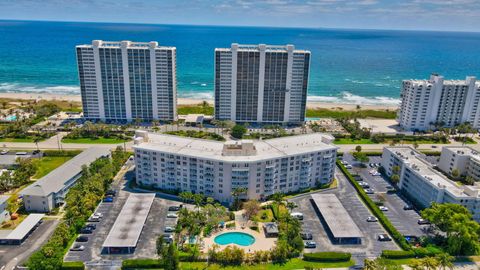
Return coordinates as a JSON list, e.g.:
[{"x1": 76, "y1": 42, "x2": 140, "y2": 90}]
[
  {"x1": 418, "y1": 219, "x2": 431, "y2": 225},
  {"x1": 290, "y1": 212, "x2": 304, "y2": 220},
  {"x1": 0, "y1": 150, "x2": 8, "y2": 155},
  {"x1": 103, "y1": 196, "x2": 114, "y2": 203},
  {"x1": 386, "y1": 186, "x2": 396, "y2": 193},
  {"x1": 369, "y1": 163, "x2": 374, "y2": 168},
  {"x1": 379, "y1": 206, "x2": 389, "y2": 211},
  {"x1": 378, "y1": 234, "x2": 392, "y2": 241},
  {"x1": 345, "y1": 165, "x2": 353, "y2": 169},
  {"x1": 366, "y1": 216, "x2": 378, "y2": 222},
  {"x1": 106, "y1": 190, "x2": 116, "y2": 197},
  {"x1": 359, "y1": 182, "x2": 370, "y2": 188},
  {"x1": 164, "y1": 226, "x2": 175, "y2": 233},
  {"x1": 86, "y1": 224, "x2": 96, "y2": 230},
  {"x1": 341, "y1": 160, "x2": 349, "y2": 165},
  {"x1": 403, "y1": 204, "x2": 414, "y2": 210},
  {"x1": 168, "y1": 205, "x2": 182, "y2": 211},
  {"x1": 70, "y1": 244, "x2": 85, "y2": 251},
  {"x1": 80, "y1": 227, "x2": 93, "y2": 234},
  {"x1": 364, "y1": 188, "x2": 375, "y2": 194},
  {"x1": 304, "y1": 241, "x2": 317, "y2": 248},
  {"x1": 167, "y1": 213, "x2": 178, "y2": 218},
  {"x1": 76, "y1": 236, "x2": 89, "y2": 242},
  {"x1": 88, "y1": 216, "x2": 100, "y2": 222},
  {"x1": 300, "y1": 232, "x2": 313, "y2": 240},
  {"x1": 163, "y1": 234, "x2": 174, "y2": 244}
]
